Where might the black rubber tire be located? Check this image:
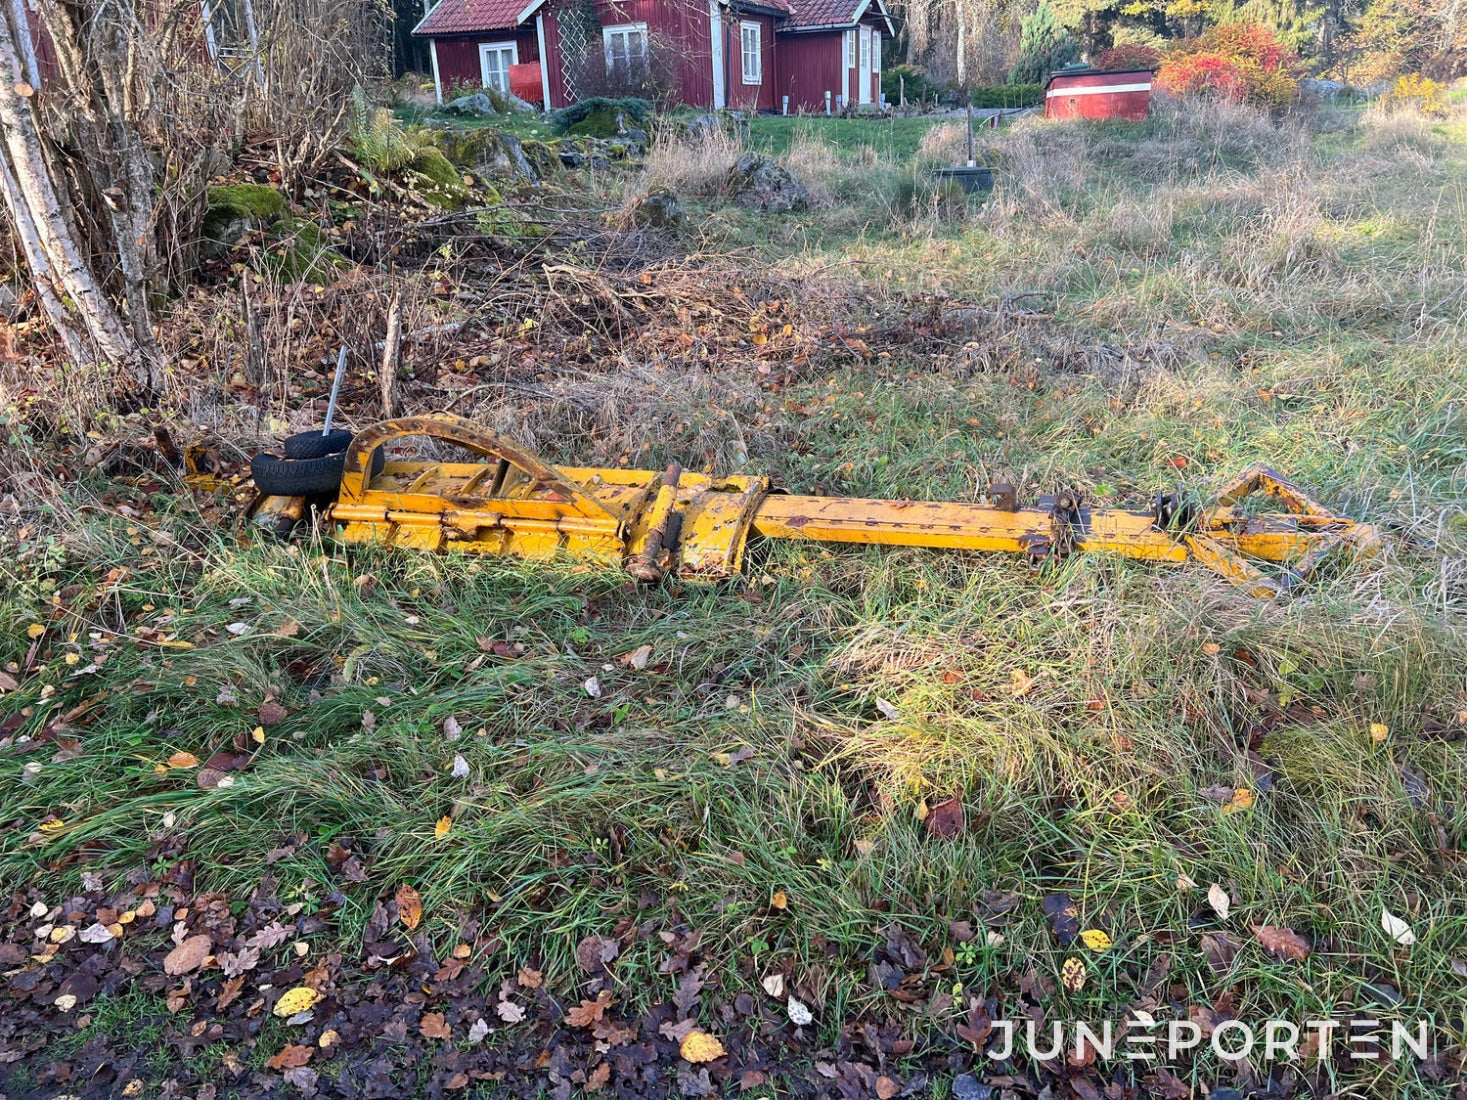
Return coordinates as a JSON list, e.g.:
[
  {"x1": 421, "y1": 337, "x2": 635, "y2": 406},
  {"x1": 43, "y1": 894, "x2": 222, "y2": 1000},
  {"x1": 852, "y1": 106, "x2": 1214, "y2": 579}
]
[
  {"x1": 251, "y1": 447, "x2": 383, "y2": 497},
  {"x1": 284, "y1": 429, "x2": 353, "y2": 459}
]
